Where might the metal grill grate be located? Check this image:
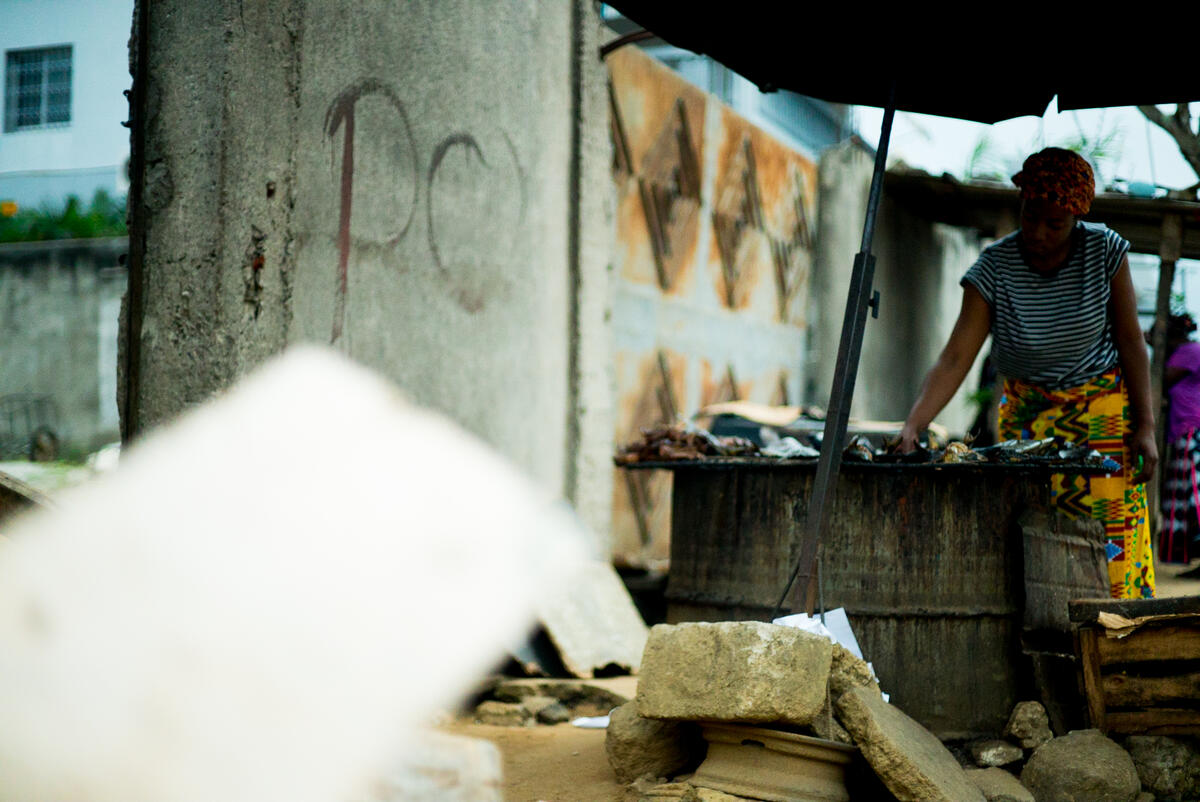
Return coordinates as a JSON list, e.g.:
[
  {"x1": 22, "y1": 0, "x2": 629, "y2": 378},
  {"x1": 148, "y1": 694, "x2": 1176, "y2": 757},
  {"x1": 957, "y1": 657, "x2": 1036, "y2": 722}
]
[{"x1": 4, "y1": 45, "x2": 72, "y2": 132}]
